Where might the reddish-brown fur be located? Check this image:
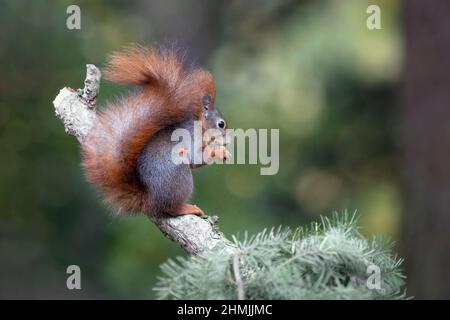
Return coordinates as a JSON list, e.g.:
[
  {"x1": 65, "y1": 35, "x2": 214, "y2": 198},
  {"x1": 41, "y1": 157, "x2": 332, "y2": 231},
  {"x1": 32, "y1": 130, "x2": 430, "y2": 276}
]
[{"x1": 81, "y1": 45, "x2": 216, "y2": 214}]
